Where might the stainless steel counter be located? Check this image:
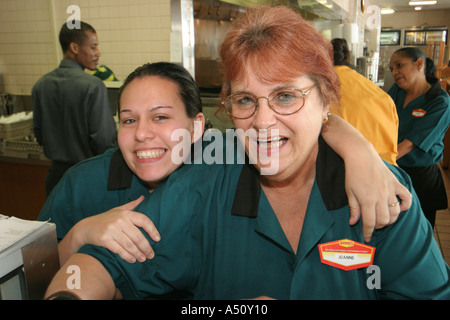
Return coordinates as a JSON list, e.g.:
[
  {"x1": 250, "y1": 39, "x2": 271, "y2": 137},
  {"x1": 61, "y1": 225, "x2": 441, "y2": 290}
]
[{"x1": 0, "y1": 219, "x2": 59, "y2": 300}]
